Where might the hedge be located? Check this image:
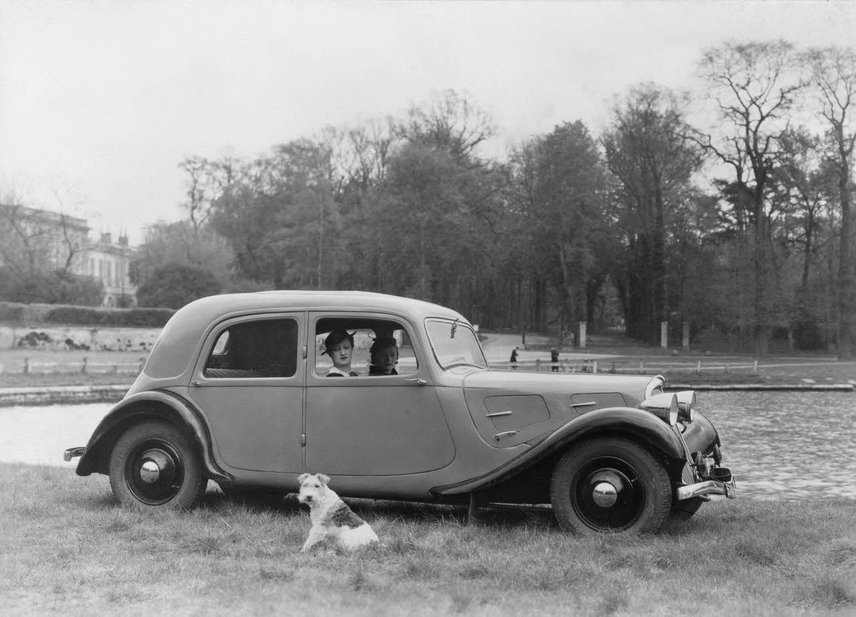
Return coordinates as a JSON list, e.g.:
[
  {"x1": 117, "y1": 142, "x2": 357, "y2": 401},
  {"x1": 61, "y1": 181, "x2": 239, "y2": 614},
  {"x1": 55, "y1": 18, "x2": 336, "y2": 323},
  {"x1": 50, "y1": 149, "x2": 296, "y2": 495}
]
[{"x1": 0, "y1": 302, "x2": 174, "y2": 328}]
